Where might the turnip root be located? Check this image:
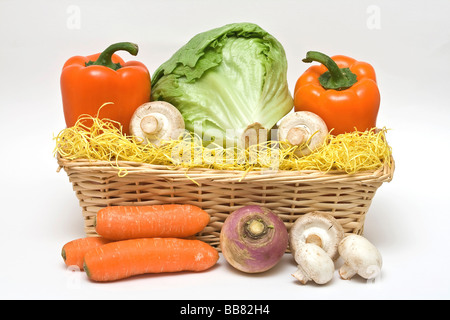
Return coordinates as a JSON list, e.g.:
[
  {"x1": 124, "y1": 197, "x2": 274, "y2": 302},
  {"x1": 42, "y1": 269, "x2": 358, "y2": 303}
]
[{"x1": 220, "y1": 205, "x2": 288, "y2": 273}]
